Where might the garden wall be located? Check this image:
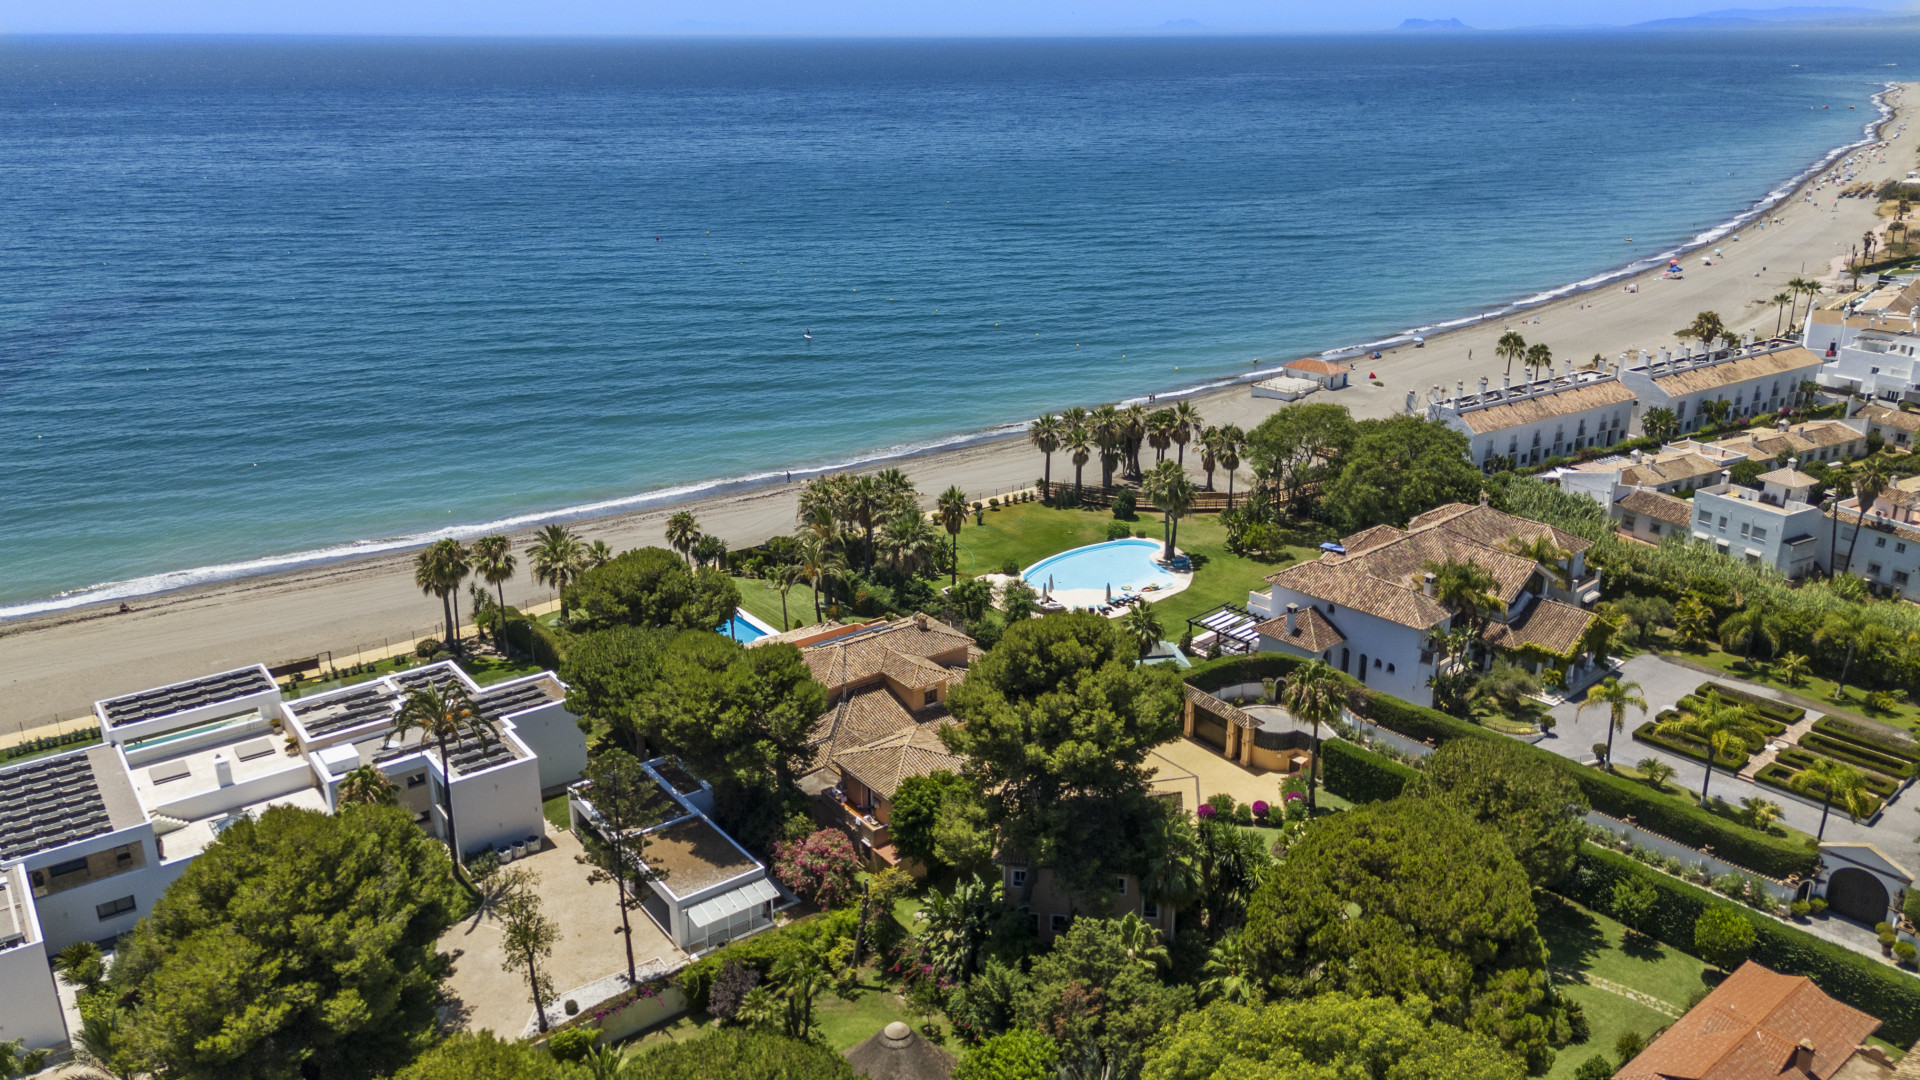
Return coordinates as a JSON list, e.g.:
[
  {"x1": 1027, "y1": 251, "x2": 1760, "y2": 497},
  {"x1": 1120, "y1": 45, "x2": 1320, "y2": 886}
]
[{"x1": 1581, "y1": 811, "x2": 1797, "y2": 903}]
